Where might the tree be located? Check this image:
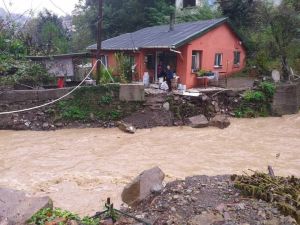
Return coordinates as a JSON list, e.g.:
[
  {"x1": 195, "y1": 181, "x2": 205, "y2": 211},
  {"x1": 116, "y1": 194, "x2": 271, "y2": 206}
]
[
  {"x1": 257, "y1": 0, "x2": 300, "y2": 80},
  {"x1": 22, "y1": 10, "x2": 70, "y2": 55}
]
